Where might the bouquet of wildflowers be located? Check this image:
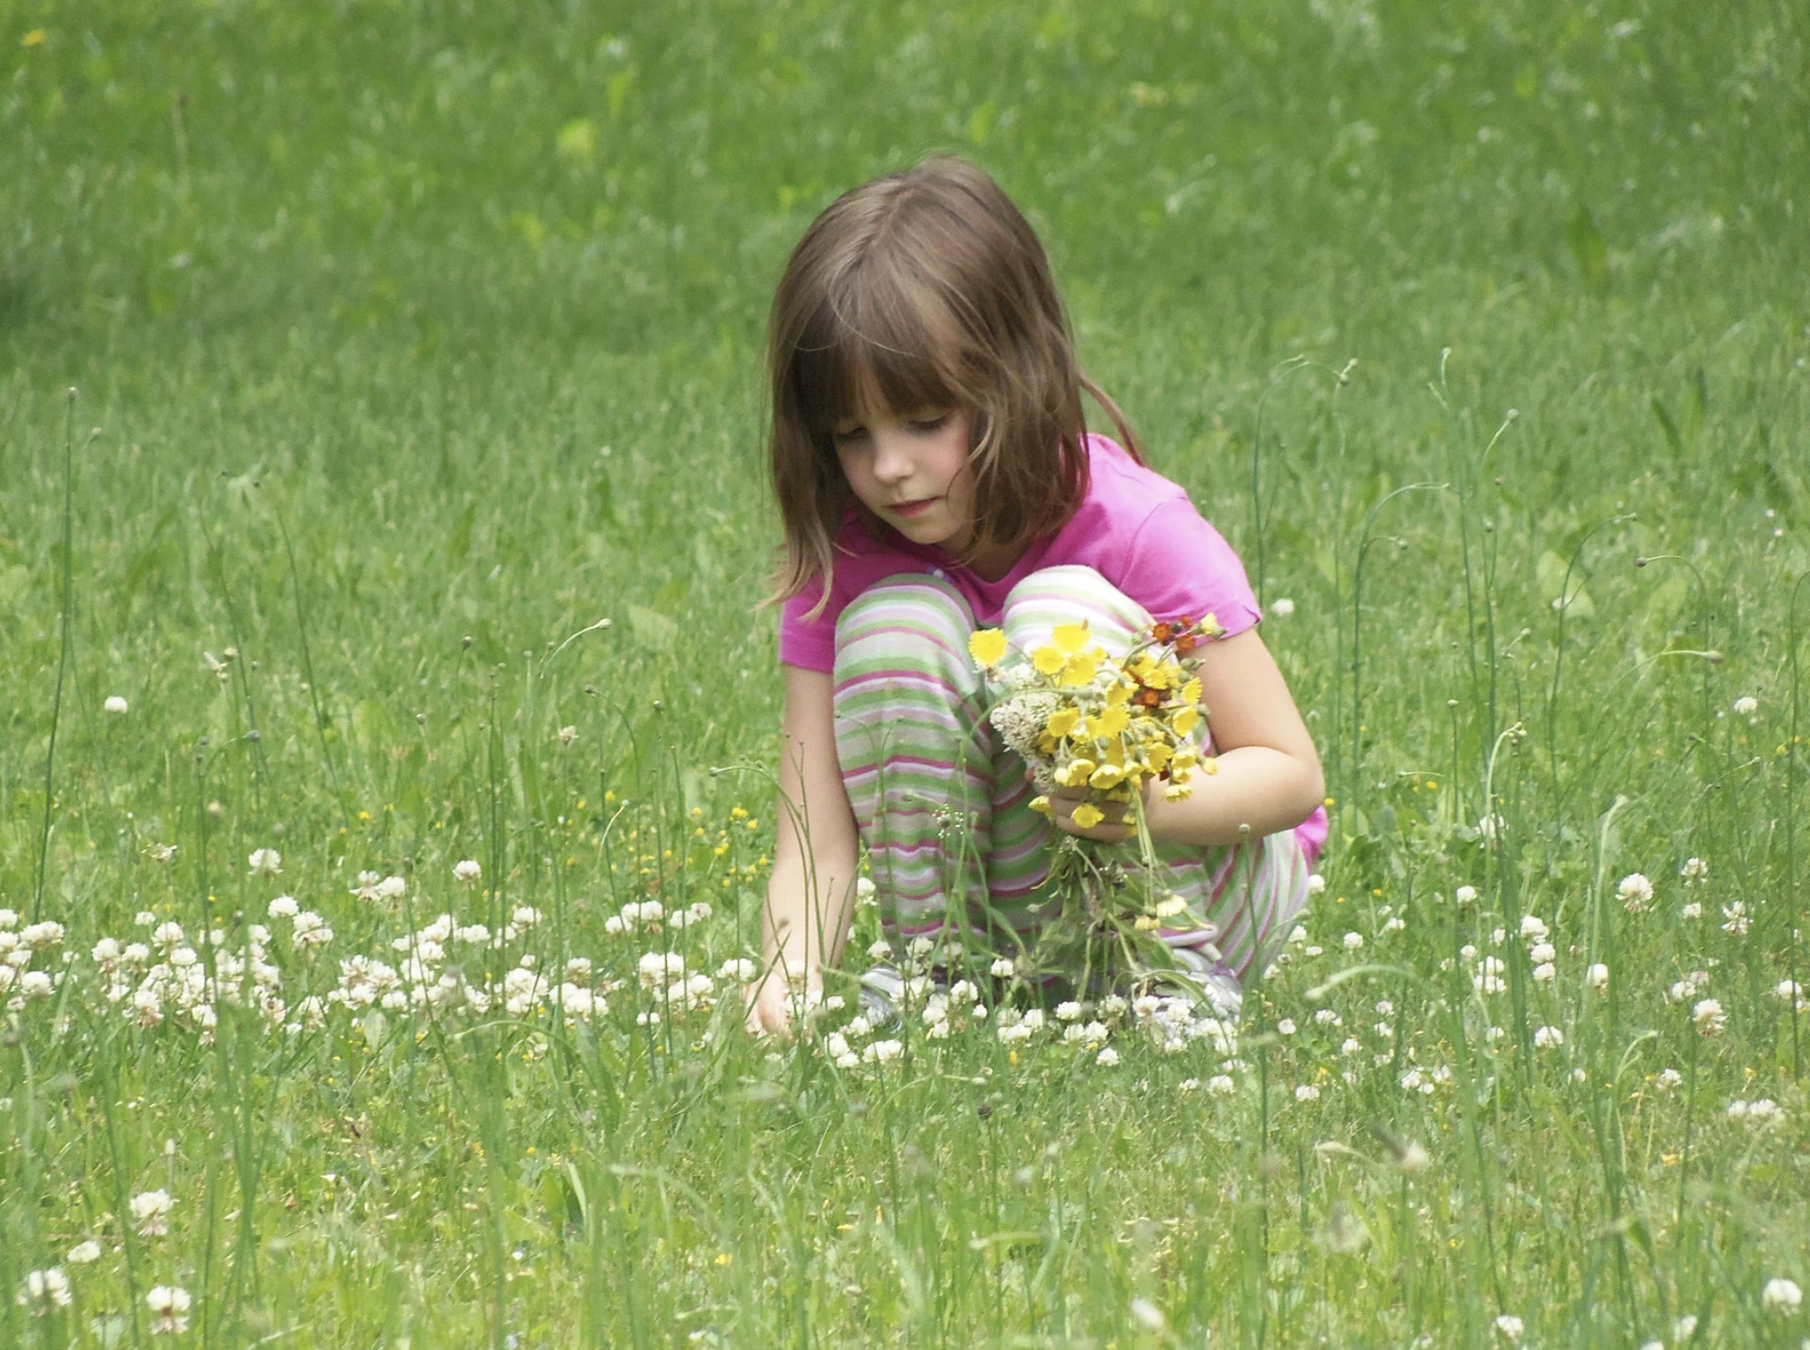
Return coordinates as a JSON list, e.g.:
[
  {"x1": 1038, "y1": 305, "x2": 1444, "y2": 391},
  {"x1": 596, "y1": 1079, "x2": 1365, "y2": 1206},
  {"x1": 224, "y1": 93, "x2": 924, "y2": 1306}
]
[{"x1": 966, "y1": 614, "x2": 1226, "y2": 995}]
